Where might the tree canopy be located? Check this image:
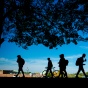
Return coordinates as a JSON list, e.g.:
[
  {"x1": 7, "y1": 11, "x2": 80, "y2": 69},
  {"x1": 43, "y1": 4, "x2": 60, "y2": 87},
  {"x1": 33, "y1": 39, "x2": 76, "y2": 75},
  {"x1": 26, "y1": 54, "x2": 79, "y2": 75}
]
[{"x1": 0, "y1": 0, "x2": 88, "y2": 49}]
